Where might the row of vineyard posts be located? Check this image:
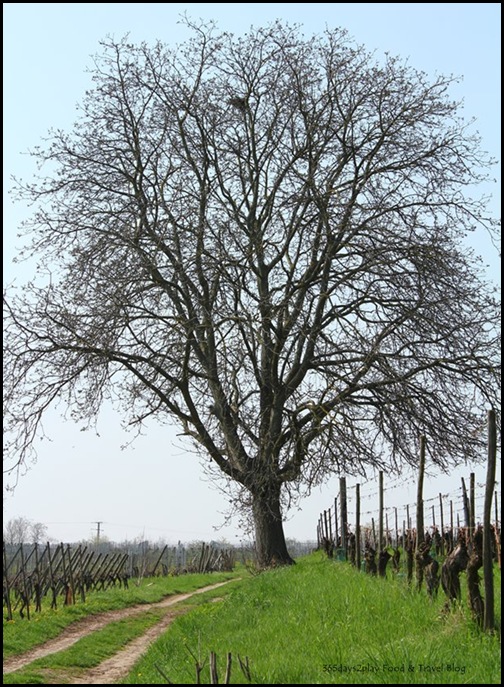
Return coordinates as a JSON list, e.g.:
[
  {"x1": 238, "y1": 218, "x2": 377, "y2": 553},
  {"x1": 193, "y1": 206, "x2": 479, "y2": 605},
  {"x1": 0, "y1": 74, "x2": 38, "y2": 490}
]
[
  {"x1": 3, "y1": 540, "x2": 235, "y2": 621},
  {"x1": 316, "y1": 409, "x2": 500, "y2": 632}
]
